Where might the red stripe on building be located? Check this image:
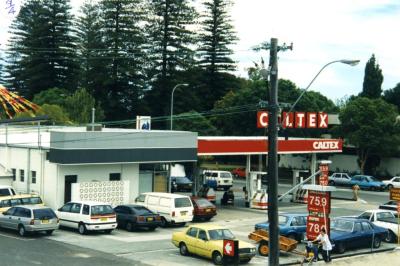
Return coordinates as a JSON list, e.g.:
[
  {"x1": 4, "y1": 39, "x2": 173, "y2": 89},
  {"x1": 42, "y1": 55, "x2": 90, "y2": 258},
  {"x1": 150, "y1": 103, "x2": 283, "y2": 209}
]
[{"x1": 197, "y1": 138, "x2": 342, "y2": 155}]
